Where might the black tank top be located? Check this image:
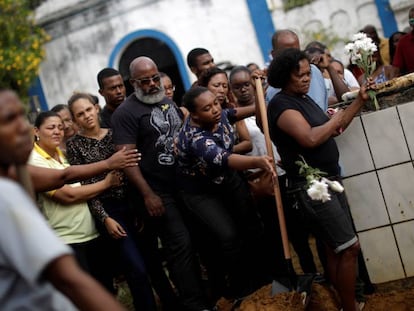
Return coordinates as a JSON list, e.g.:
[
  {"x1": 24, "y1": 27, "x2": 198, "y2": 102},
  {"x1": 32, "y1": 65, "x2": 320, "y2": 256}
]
[{"x1": 268, "y1": 92, "x2": 340, "y2": 182}]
